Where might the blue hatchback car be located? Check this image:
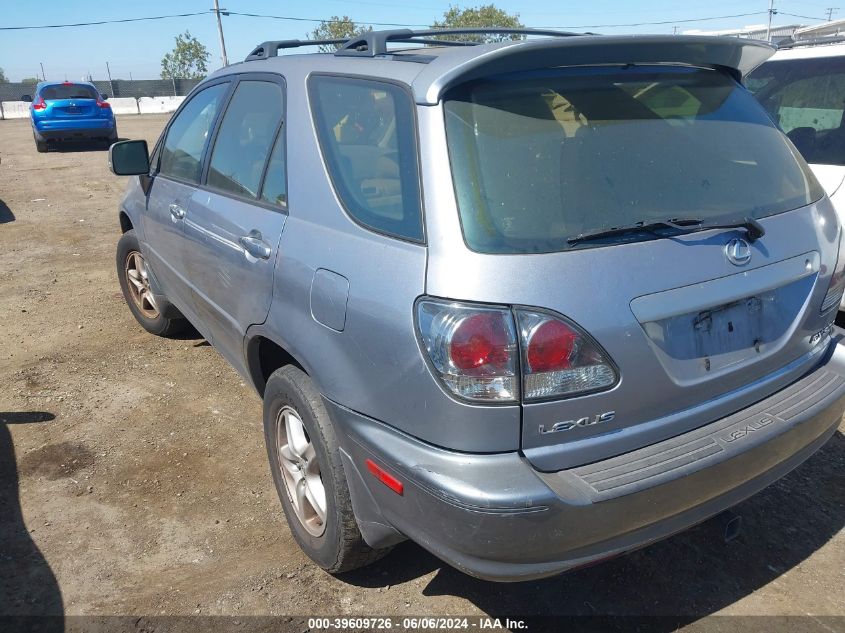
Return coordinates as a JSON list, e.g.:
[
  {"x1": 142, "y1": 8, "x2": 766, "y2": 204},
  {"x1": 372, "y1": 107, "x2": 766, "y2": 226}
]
[{"x1": 24, "y1": 81, "x2": 117, "y2": 152}]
